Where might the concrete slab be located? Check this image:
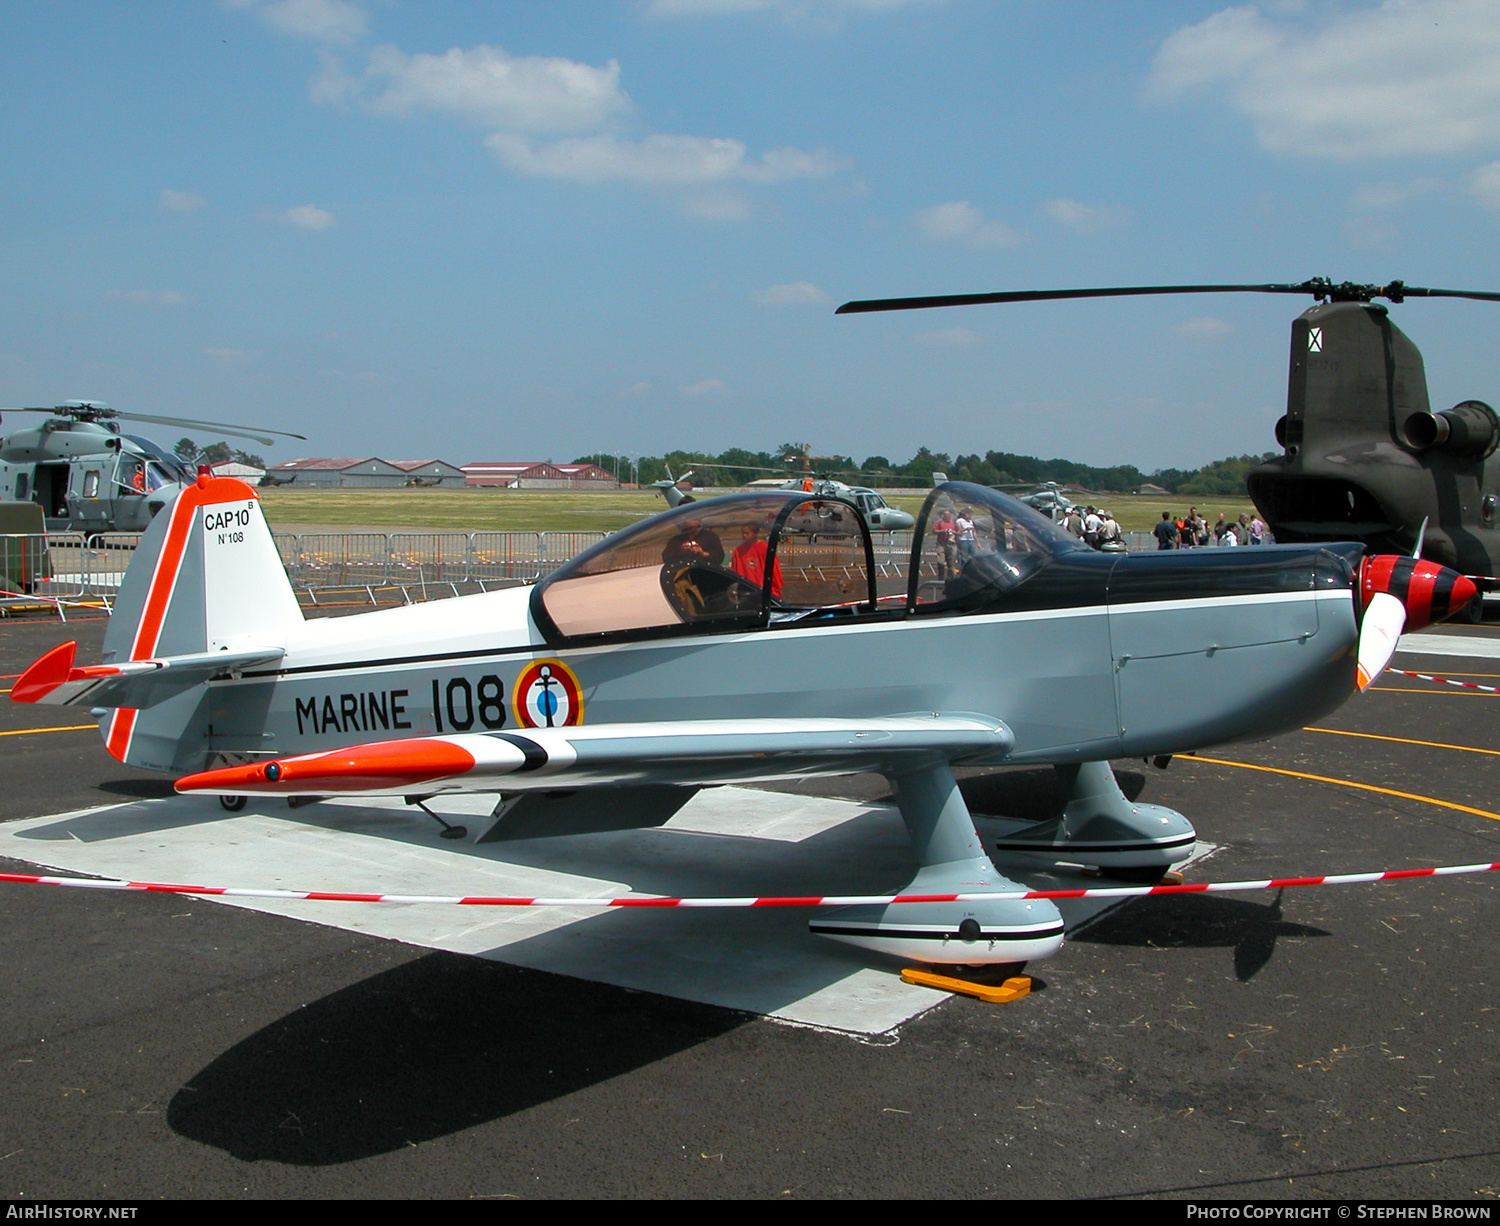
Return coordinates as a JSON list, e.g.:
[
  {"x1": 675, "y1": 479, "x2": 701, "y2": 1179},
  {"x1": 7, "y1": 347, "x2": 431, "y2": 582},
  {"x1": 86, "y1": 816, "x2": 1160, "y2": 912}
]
[
  {"x1": 0, "y1": 785, "x2": 1206, "y2": 1037},
  {"x1": 1397, "y1": 631, "x2": 1500, "y2": 658}
]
